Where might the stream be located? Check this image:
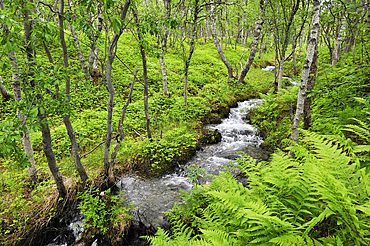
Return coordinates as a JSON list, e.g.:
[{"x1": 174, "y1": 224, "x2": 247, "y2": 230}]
[{"x1": 46, "y1": 99, "x2": 269, "y2": 246}]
